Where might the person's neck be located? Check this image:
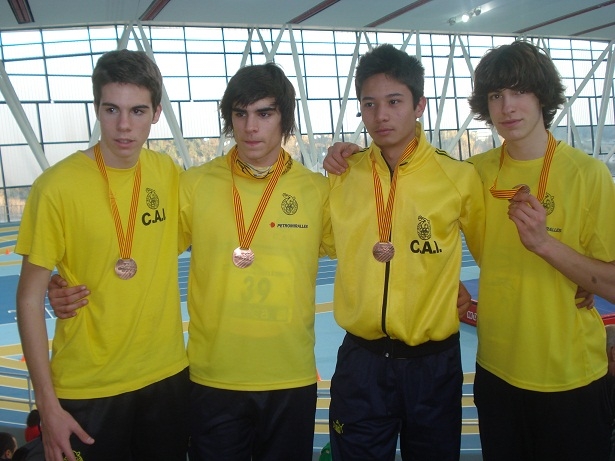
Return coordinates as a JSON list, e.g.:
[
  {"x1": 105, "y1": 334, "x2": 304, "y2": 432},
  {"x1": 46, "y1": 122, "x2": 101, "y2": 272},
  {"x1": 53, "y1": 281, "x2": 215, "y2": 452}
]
[
  {"x1": 506, "y1": 130, "x2": 549, "y2": 161},
  {"x1": 379, "y1": 148, "x2": 402, "y2": 171}
]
